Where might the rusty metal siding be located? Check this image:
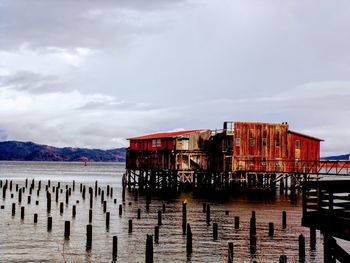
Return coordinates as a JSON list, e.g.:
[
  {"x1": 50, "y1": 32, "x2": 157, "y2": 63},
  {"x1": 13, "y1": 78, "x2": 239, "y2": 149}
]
[
  {"x1": 233, "y1": 122, "x2": 289, "y2": 172},
  {"x1": 287, "y1": 132, "x2": 320, "y2": 173}
]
